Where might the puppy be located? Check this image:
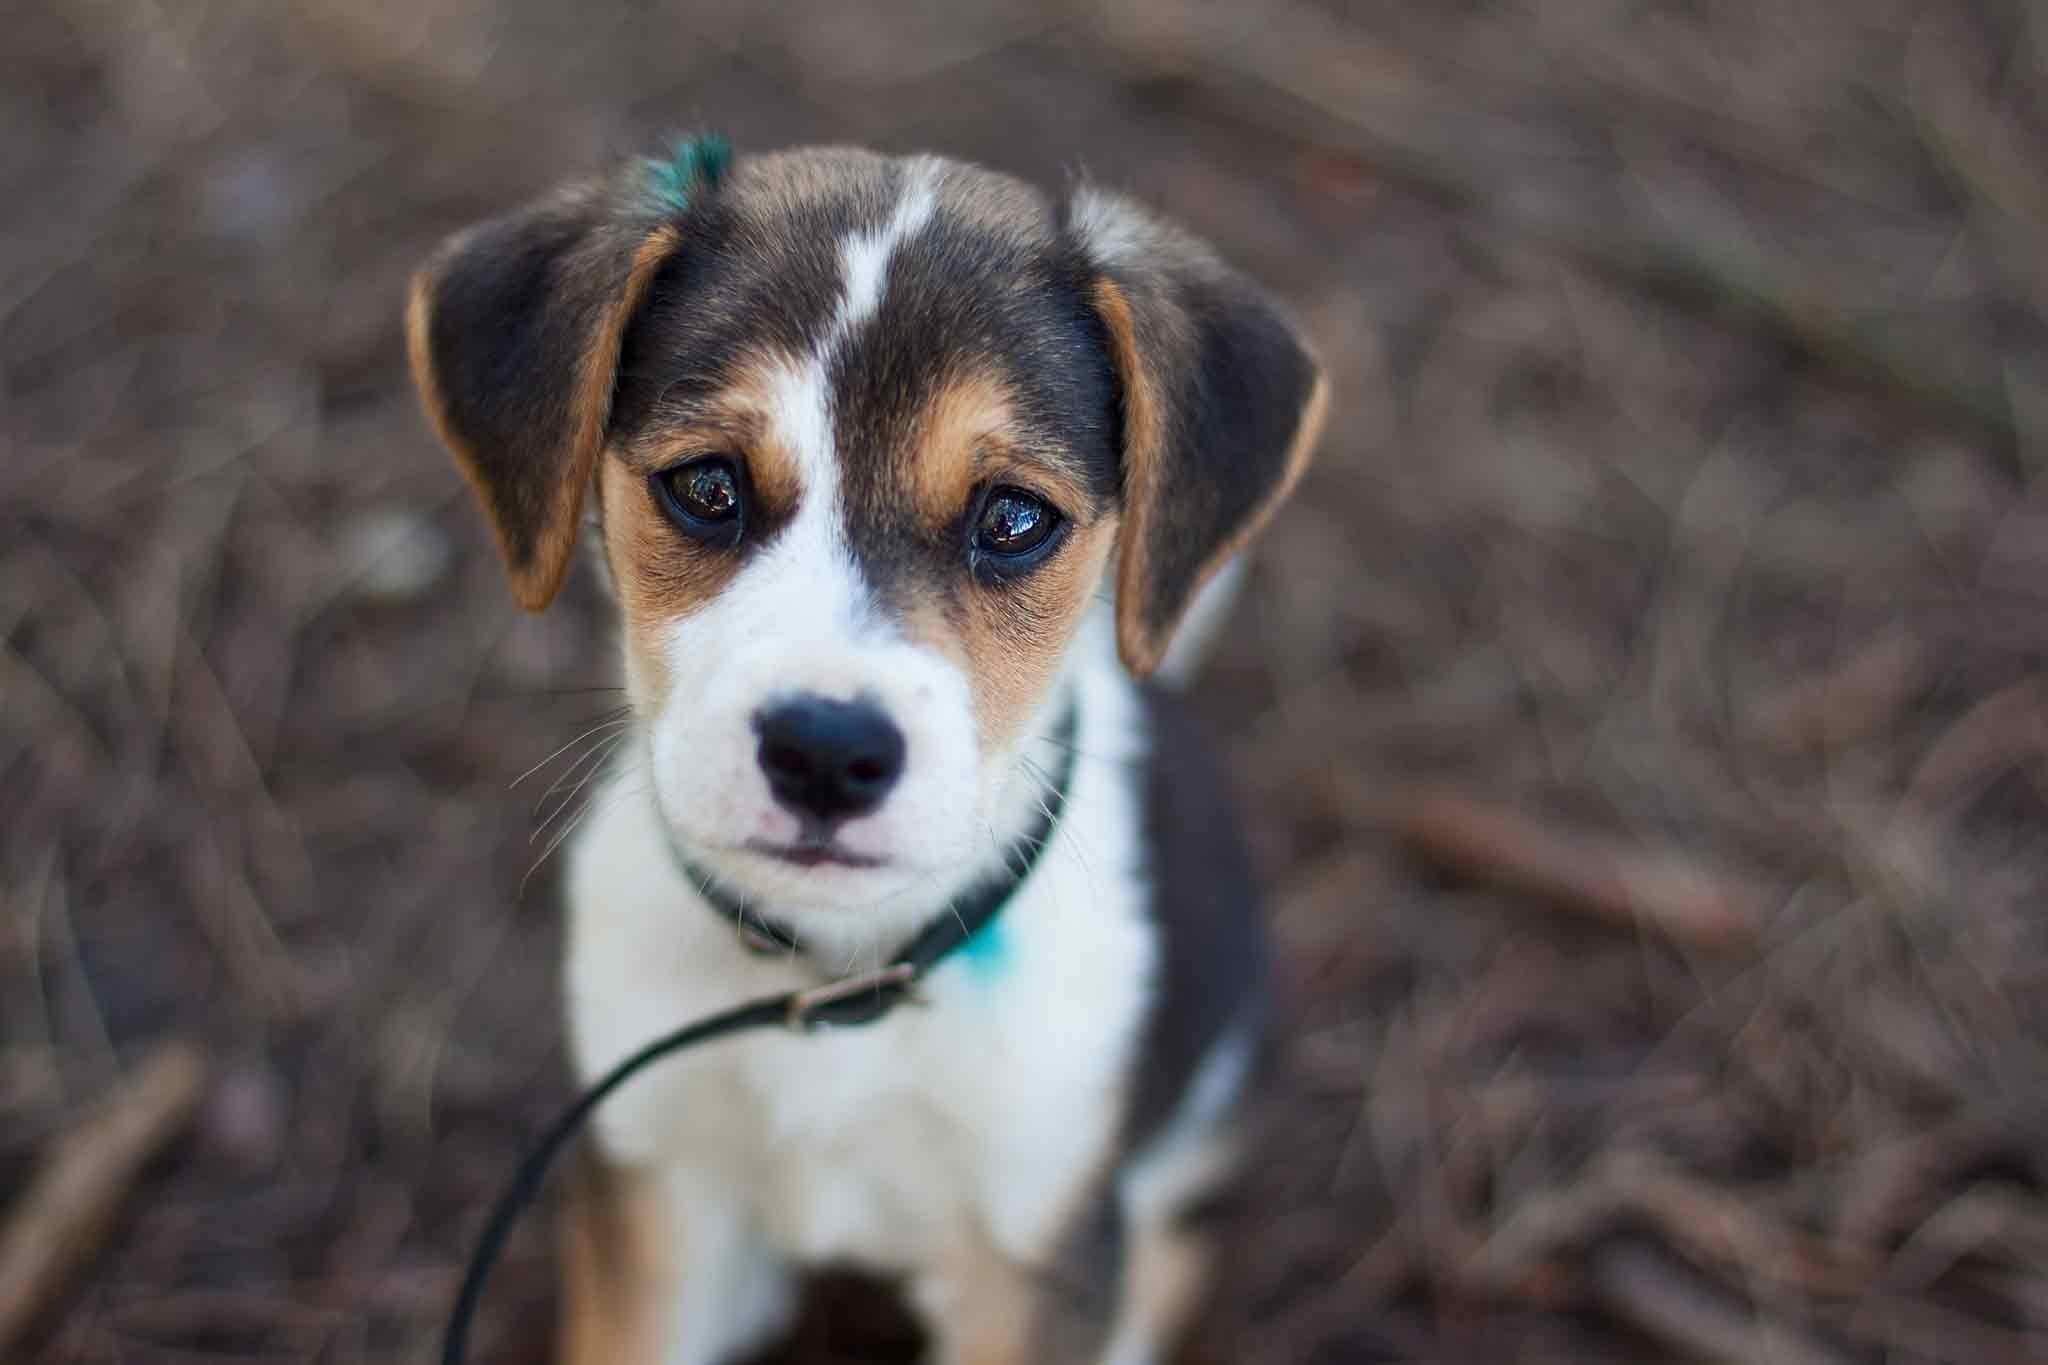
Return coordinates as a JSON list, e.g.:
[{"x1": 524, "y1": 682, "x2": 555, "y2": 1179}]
[{"x1": 406, "y1": 139, "x2": 1326, "y2": 1364}]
